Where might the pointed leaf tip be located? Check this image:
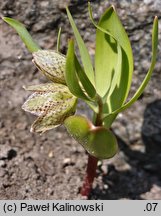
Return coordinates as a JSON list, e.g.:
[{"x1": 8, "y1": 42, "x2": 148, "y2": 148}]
[
  {"x1": 154, "y1": 16, "x2": 158, "y2": 20},
  {"x1": 3, "y1": 17, "x2": 40, "y2": 52},
  {"x1": 111, "y1": 5, "x2": 116, "y2": 11}
]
